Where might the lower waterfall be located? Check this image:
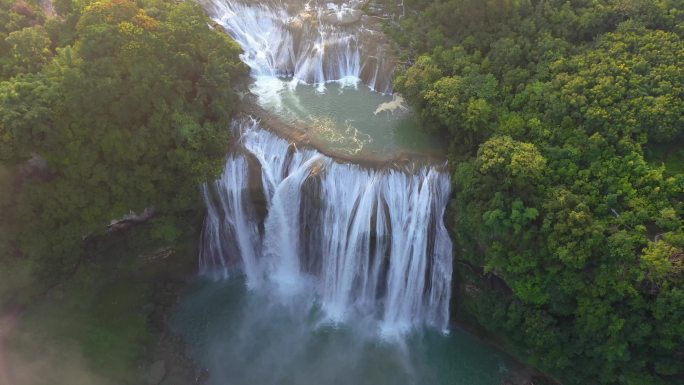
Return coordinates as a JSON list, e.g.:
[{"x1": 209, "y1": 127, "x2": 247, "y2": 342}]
[{"x1": 200, "y1": 119, "x2": 453, "y2": 336}]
